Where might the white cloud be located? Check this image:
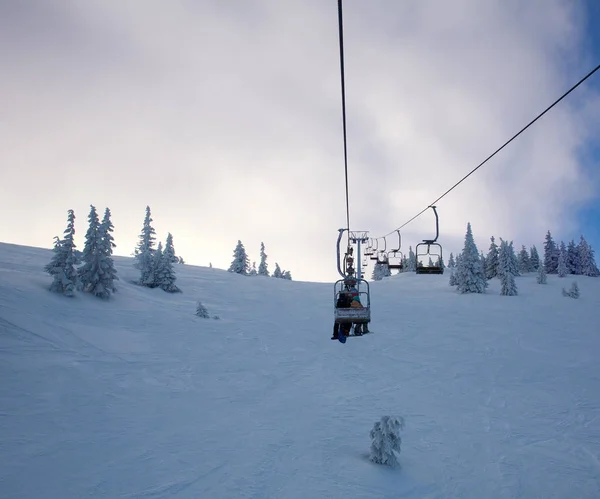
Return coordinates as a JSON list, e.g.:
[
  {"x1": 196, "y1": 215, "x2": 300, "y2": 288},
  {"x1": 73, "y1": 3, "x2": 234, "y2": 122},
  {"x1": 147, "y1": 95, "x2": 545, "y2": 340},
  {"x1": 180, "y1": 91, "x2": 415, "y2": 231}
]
[{"x1": 0, "y1": 0, "x2": 597, "y2": 282}]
